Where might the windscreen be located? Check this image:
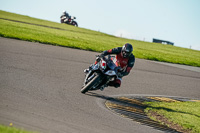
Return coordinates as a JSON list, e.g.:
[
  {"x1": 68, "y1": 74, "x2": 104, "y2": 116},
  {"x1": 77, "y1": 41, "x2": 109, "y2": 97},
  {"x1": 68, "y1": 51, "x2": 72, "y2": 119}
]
[{"x1": 107, "y1": 59, "x2": 116, "y2": 70}]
